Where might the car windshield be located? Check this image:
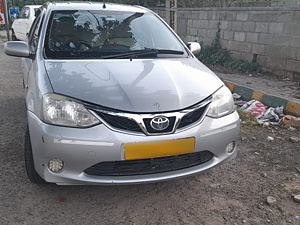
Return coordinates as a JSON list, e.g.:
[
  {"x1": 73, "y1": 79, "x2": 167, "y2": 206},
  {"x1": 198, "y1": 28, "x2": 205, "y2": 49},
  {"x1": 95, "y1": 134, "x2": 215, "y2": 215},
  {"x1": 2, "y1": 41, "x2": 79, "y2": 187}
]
[{"x1": 44, "y1": 10, "x2": 187, "y2": 59}]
